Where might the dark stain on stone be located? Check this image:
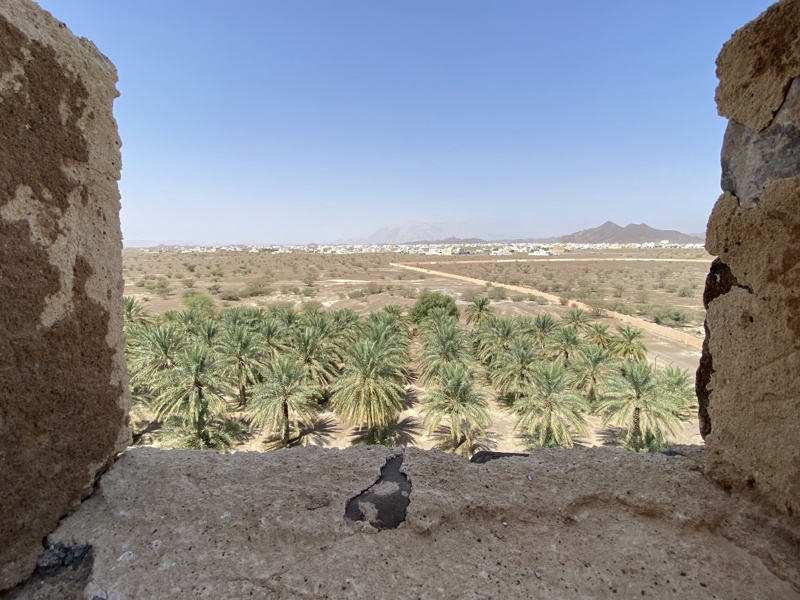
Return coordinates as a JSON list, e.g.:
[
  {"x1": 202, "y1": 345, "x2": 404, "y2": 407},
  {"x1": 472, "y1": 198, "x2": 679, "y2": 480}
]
[
  {"x1": 304, "y1": 491, "x2": 331, "y2": 510},
  {"x1": 470, "y1": 451, "x2": 528, "y2": 464},
  {"x1": 660, "y1": 450, "x2": 681, "y2": 457},
  {"x1": 0, "y1": 221, "x2": 124, "y2": 588},
  {"x1": 696, "y1": 321, "x2": 713, "y2": 440},
  {"x1": 4, "y1": 543, "x2": 94, "y2": 600},
  {"x1": 721, "y1": 120, "x2": 800, "y2": 206},
  {"x1": 696, "y1": 259, "x2": 739, "y2": 440},
  {"x1": 703, "y1": 258, "x2": 739, "y2": 309},
  {"x1": 345, "y1": 455, "x2": 410, "y2": 530},
  {"x1": 0, "y1": 14, "x2": 90, "y2": 243},
  {"x1": 695, "y1": 259, "x2": 753, "y2": 440},
  {"x1": 34, "y1": 544, "x2": 93, "y2": 578}
]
